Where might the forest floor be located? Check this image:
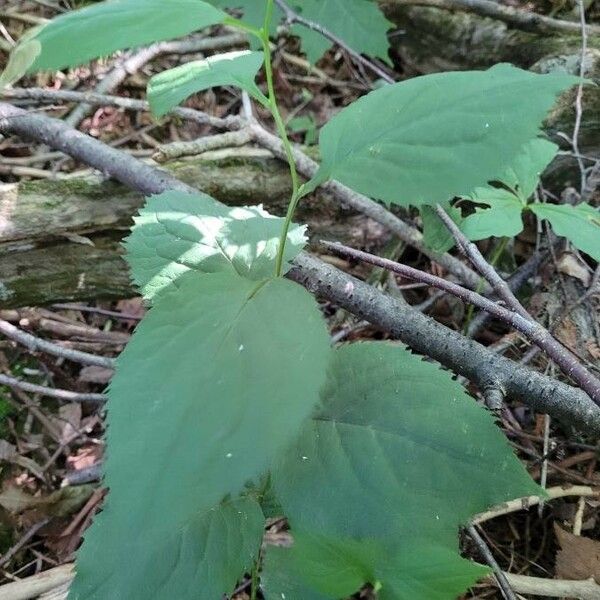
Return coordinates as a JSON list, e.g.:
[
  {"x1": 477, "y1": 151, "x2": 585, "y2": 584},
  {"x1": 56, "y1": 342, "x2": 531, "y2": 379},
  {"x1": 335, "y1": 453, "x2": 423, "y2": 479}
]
[{"x1": 0, "y1": 1, "x2": 599, "y2": 599}]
